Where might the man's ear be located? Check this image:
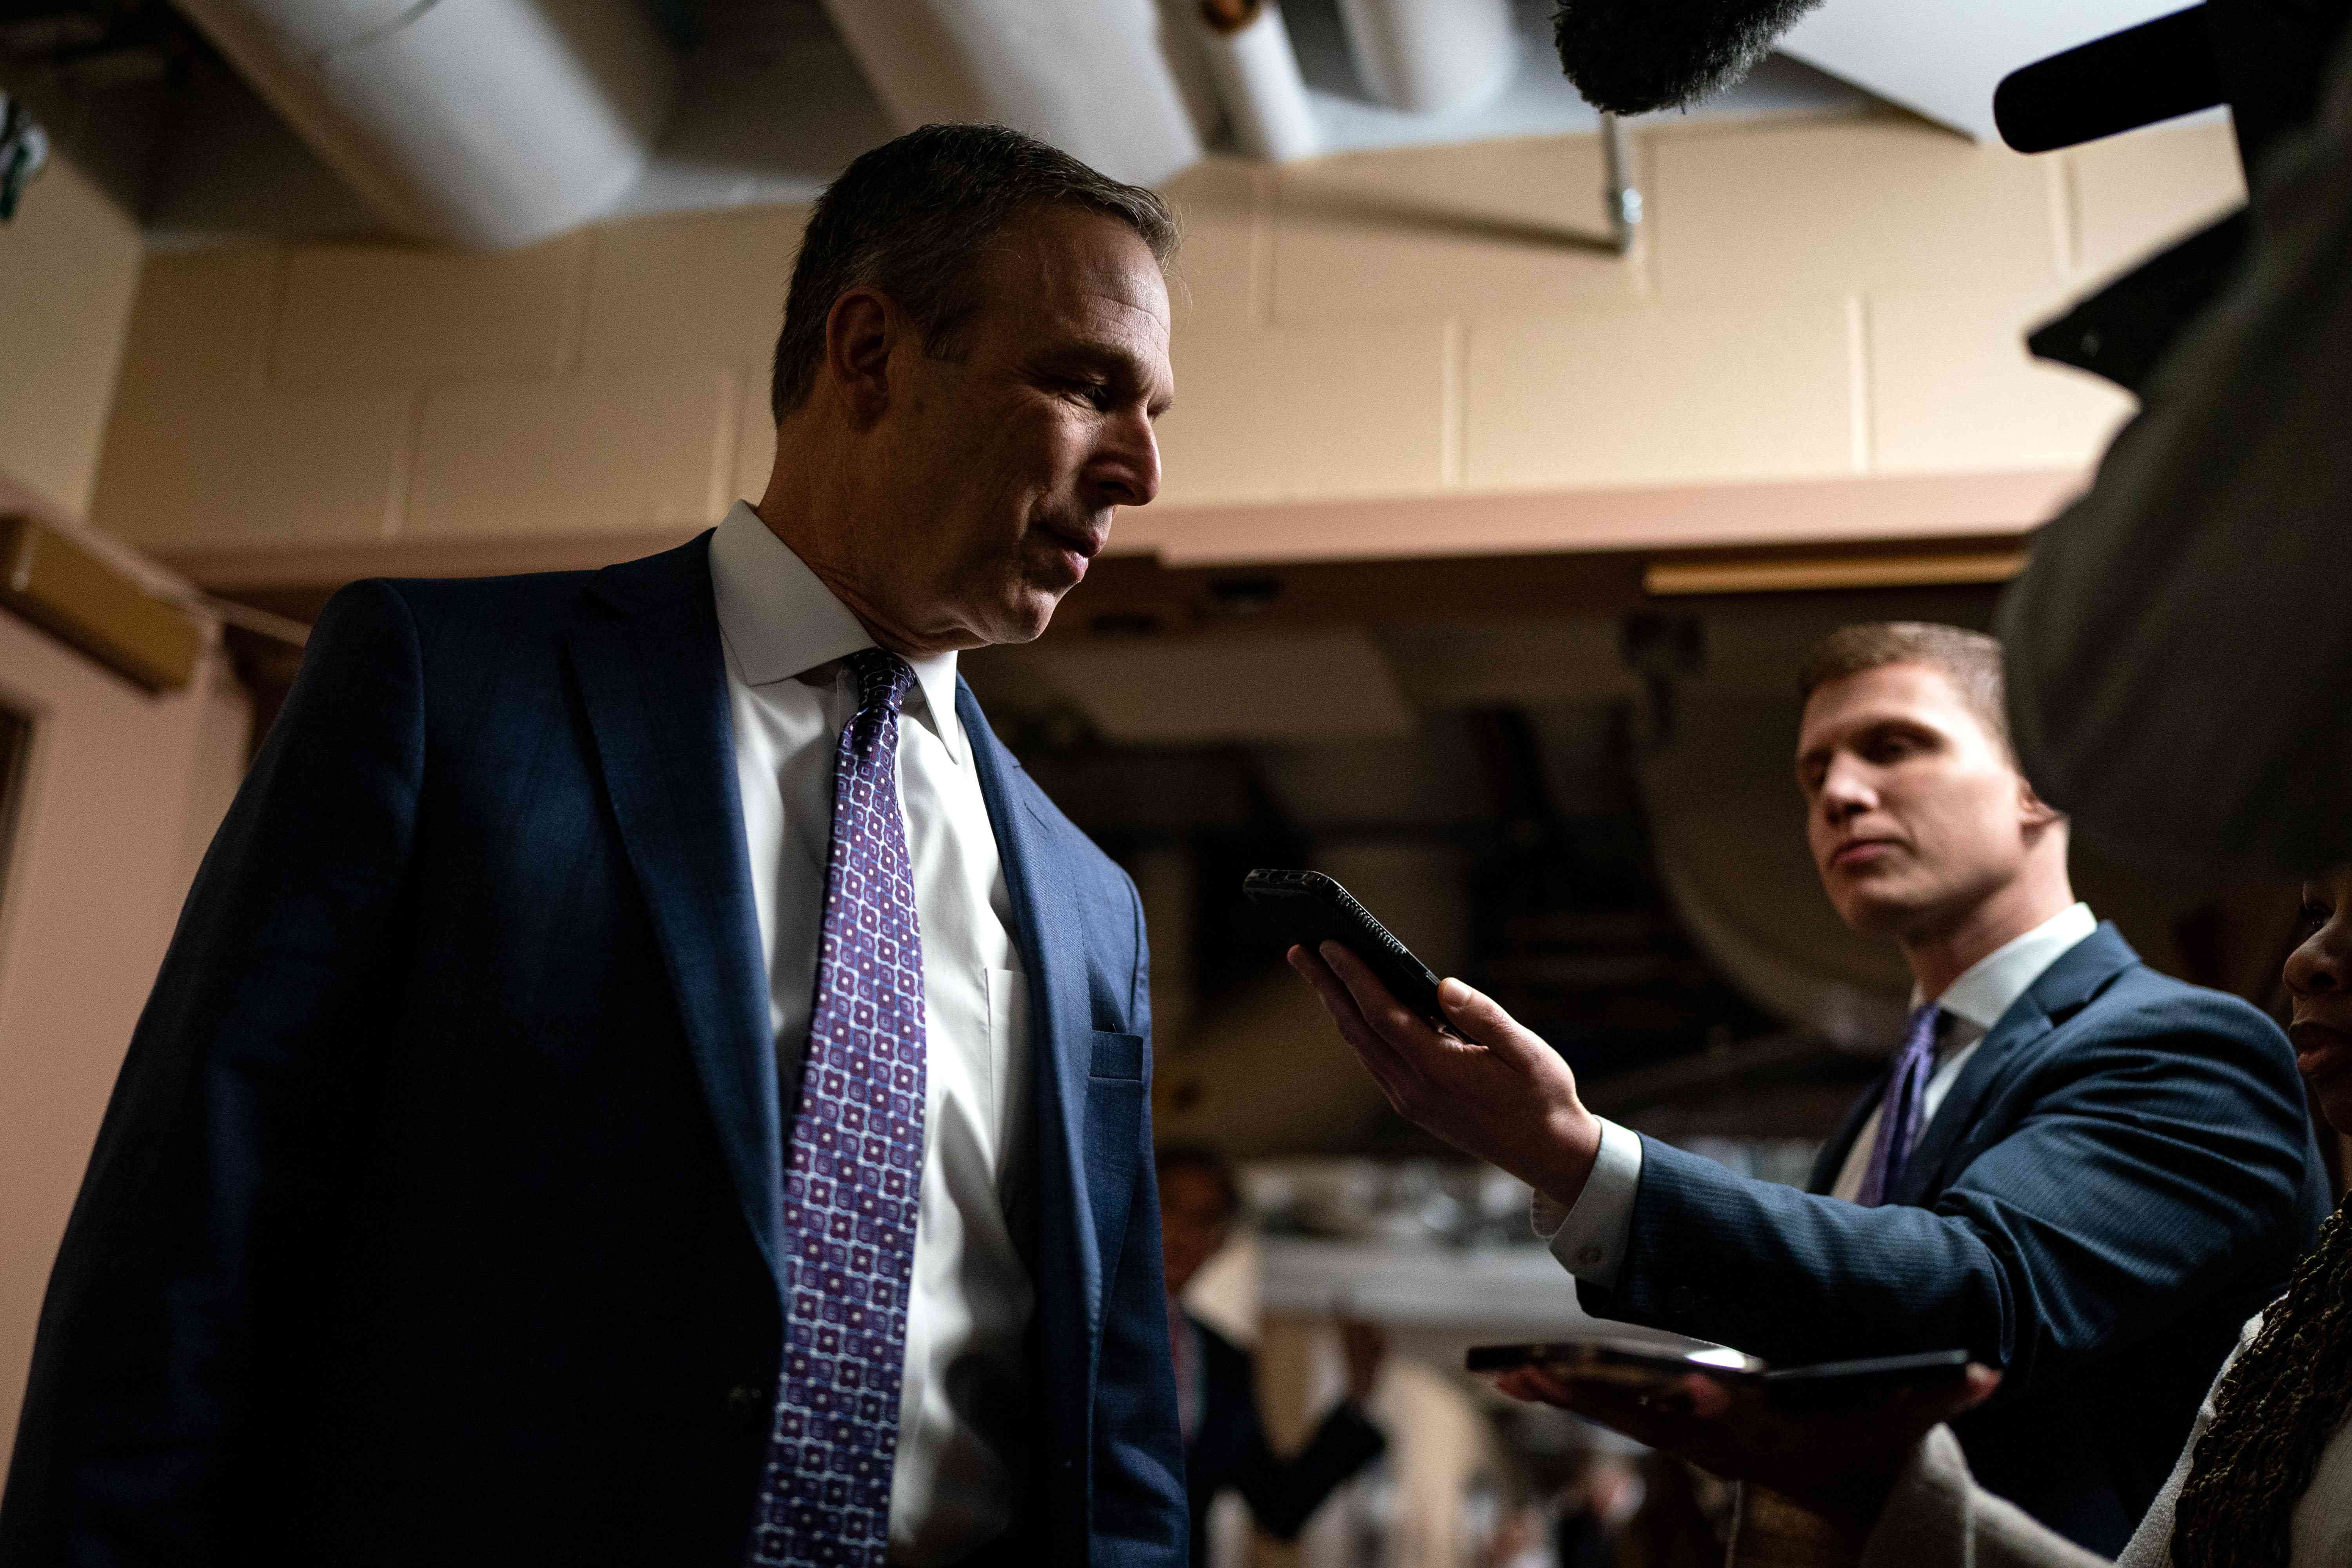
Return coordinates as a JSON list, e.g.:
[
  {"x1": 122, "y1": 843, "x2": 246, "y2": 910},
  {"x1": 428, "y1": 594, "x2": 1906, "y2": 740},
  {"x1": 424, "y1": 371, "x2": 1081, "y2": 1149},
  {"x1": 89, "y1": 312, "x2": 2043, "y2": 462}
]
[
  {"x1": 2019, "y1": 775, "x2": 2065, "y2": 829},
  {"x1": 823, "y1": 288, "x2": 895, "y2": 430}
]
